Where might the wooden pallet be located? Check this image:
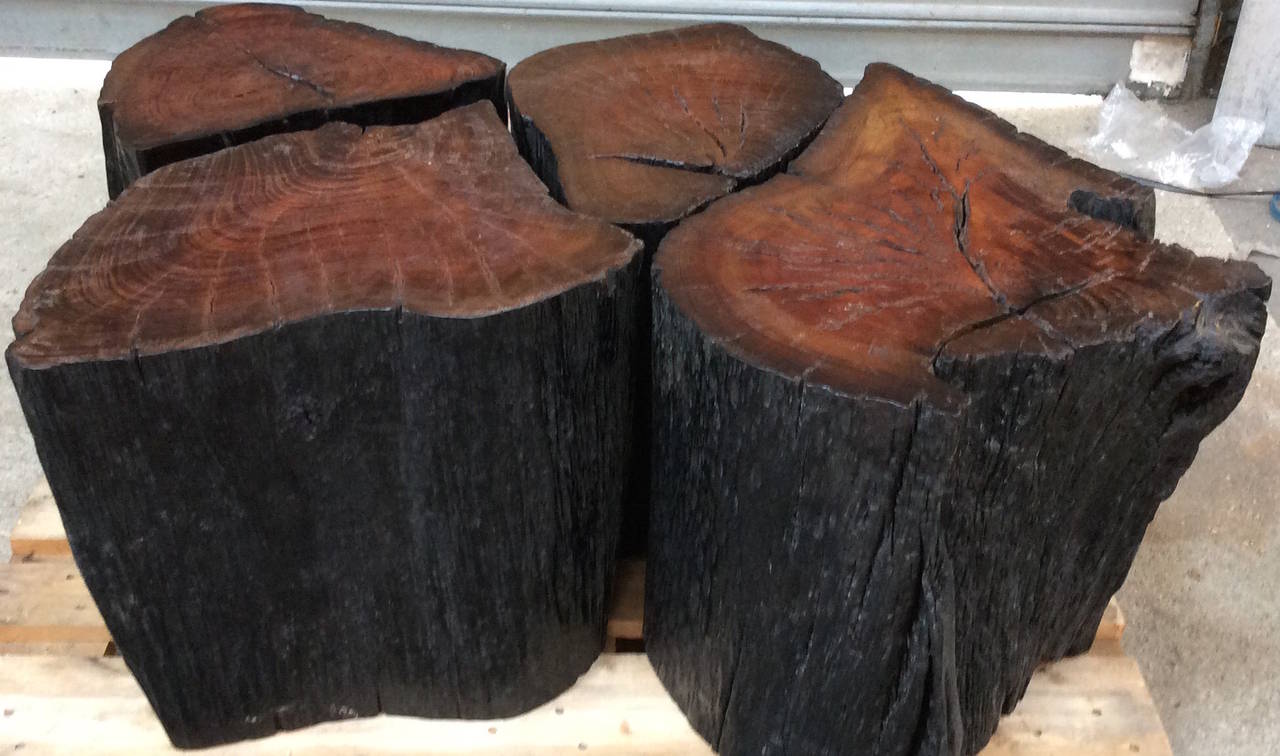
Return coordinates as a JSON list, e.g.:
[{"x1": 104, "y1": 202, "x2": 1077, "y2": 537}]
[
  {"x1": 1, "y1": 481, "x2": 1172, "y2": 754},
  {"x1": 8, "y1": 480, "x2": 68, "y2": 562}
]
